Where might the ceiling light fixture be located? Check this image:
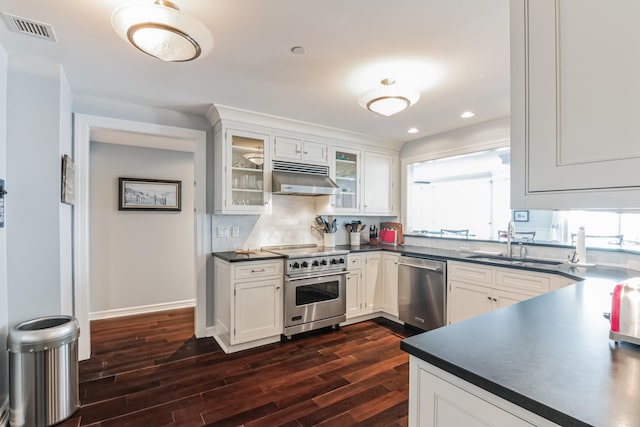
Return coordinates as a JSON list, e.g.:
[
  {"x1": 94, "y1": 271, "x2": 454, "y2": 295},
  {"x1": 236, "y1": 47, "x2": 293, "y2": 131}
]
[
  {"x1": 359, "y1": 78, "x2": 420, "y2": 117},
  {"x1": 243, "y1": 152, "x2": 264, "y2": 166},
  {"x1": 460, "y1": 111, "x2": 475, "y2": 118},
  {"x1": 407, "y1": 128, "x2": 419, "y2": 134},
  {"x1": 111, "y1": 0, "x2": 213, "y2": 62}
]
